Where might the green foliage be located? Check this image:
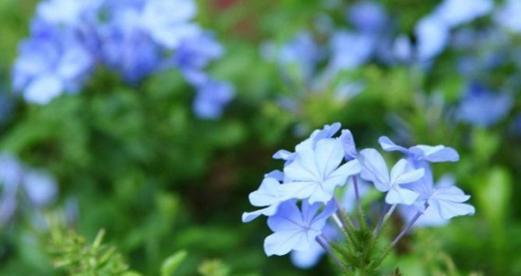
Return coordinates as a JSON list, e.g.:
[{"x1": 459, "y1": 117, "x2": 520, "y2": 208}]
[{"x1": 49, "y1": 227, "x2": 140, "y2": 276}]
